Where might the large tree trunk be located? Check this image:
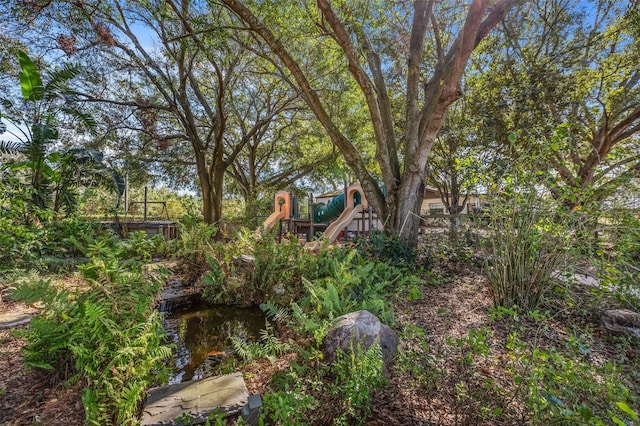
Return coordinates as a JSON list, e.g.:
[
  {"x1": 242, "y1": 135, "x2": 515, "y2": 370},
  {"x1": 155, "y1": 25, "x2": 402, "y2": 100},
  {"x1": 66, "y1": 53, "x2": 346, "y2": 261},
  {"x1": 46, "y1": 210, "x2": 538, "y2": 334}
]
[
  {"x1": 201, "y1": 178, "x2": 223, "y2": 225},
  {"x1": 393, "y1": 174, "x2": 425, "y2": 246},
  {"x1": 195, "y1": 148, "x2": 224, "y2": 225}
]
